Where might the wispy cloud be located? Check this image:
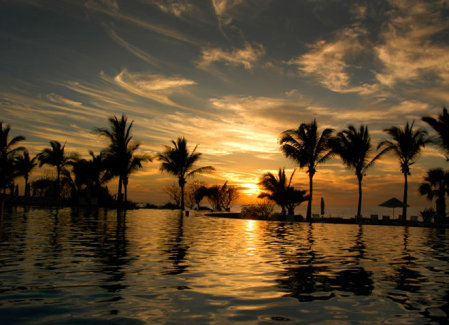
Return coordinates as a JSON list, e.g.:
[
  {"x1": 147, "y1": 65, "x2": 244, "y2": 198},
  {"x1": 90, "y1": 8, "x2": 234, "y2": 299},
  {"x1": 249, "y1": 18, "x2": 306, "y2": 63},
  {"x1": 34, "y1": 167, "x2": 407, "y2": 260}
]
[
  {"x1": 198, "y1": 43, "x2": 265, "y2": 70},
  {"x1": 84, "y1": 0, "x2": 200, "y2": 45},
  {"x1": 374, "y1": 0, "x2": 449, "y2": 87},
  {"x1": 288, "y1": 24, "x2": 377, "y2": 94},
  {"x1": 110, "y1": 69, "x2": 198, "y2": 111},
  {"x1": 152, "y1": 0, "x2": 194, "y2": 17},
  {"x1": 106, "y1": 29, "x2": 161, "y2": 66}
]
